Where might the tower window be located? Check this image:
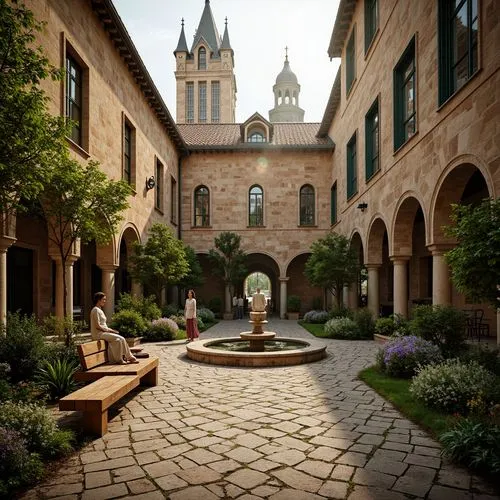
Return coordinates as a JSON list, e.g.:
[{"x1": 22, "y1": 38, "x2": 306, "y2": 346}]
[
  {"x1": 199, "y1": 81, "x2": 207, "y2": 123},
  {"x1": 198, "y1": 47, "x2": 206, "y2": 70},
  {"x1": 186, "y1": 82, "x2": 194, "y2": 123},
  {"x1": 211, "y1": 81, "x2": 220, "y2": 123}
]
